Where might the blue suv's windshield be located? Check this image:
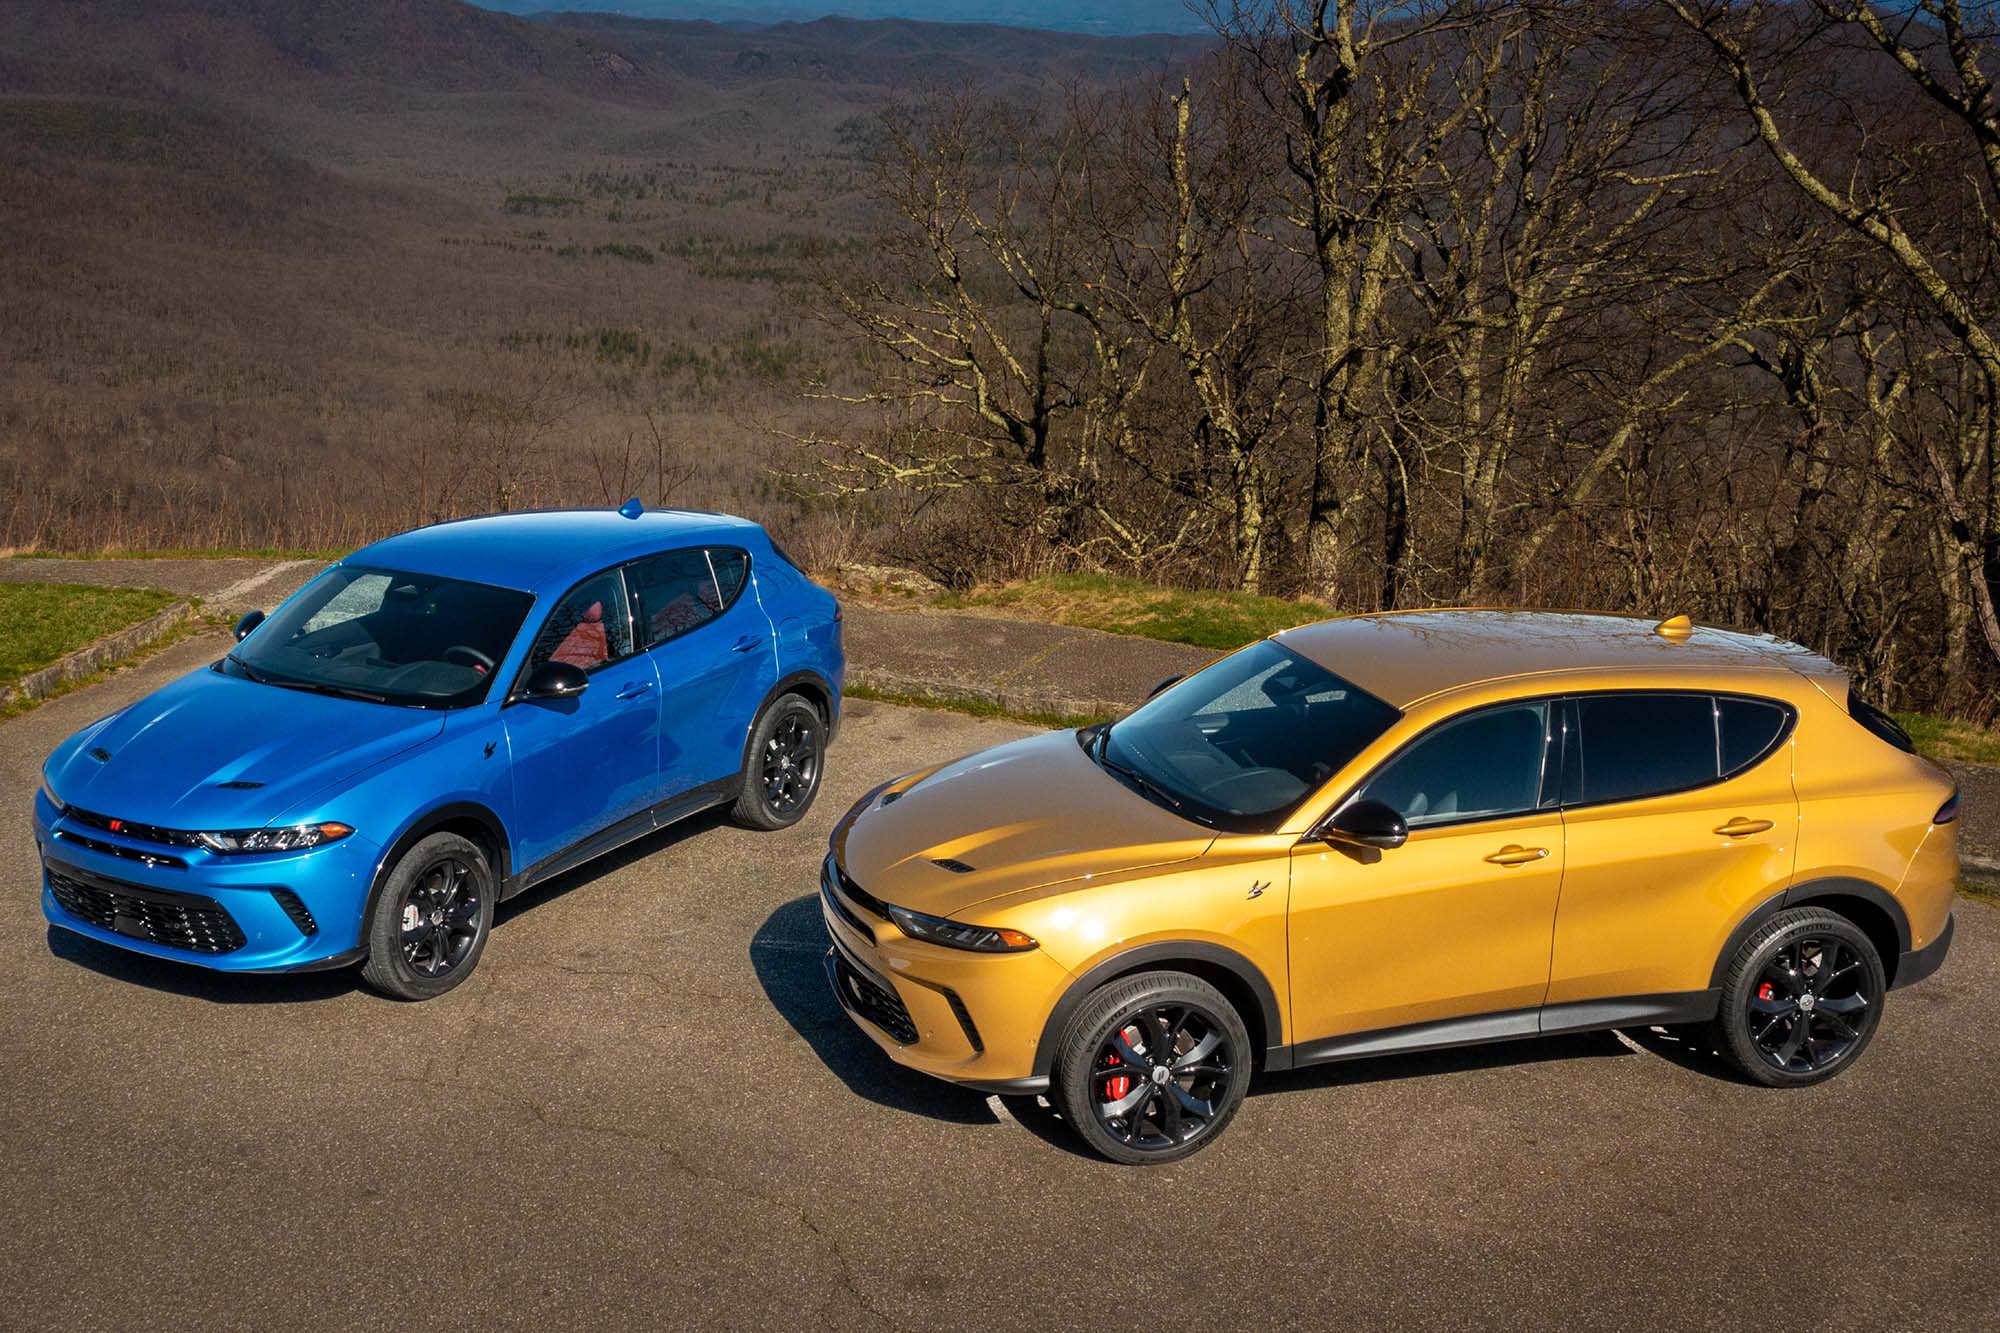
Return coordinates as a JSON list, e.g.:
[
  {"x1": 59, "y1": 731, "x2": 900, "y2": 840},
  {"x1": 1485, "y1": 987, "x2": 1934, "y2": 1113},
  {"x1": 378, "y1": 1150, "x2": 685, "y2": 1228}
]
[
  {"x1": 1094, "y1": 640, "x2": 1400, "y2": 832},
  {"x1": 221, "y1": 565, "x2": 534, "y2": 709}
]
